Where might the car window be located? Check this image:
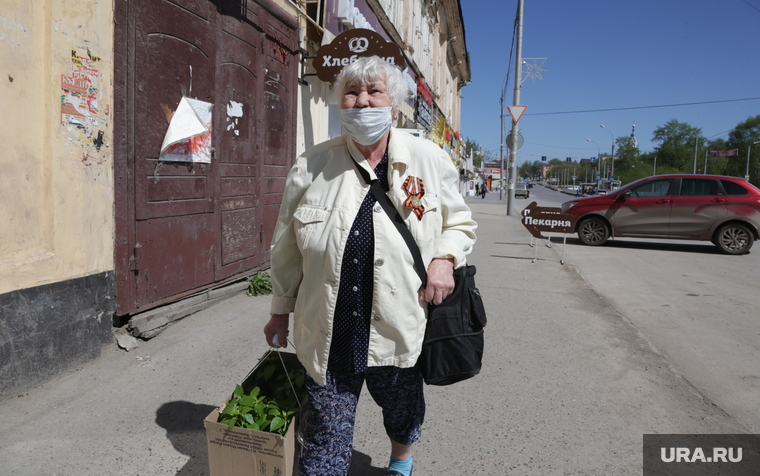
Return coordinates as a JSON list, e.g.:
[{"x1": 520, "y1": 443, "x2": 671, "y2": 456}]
[
  {"x1": 630, "y1": 179, "x2": 672, "y2": 198},
  {"x1": 680, "y1": 178, "x2": 720, "y2": 196},
  {"x1": 720, "y1": 179, "x2": 749, "y2": 196},
  {"x1": 516, "y1": 184, "x2": 526, "y2": 189}
]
